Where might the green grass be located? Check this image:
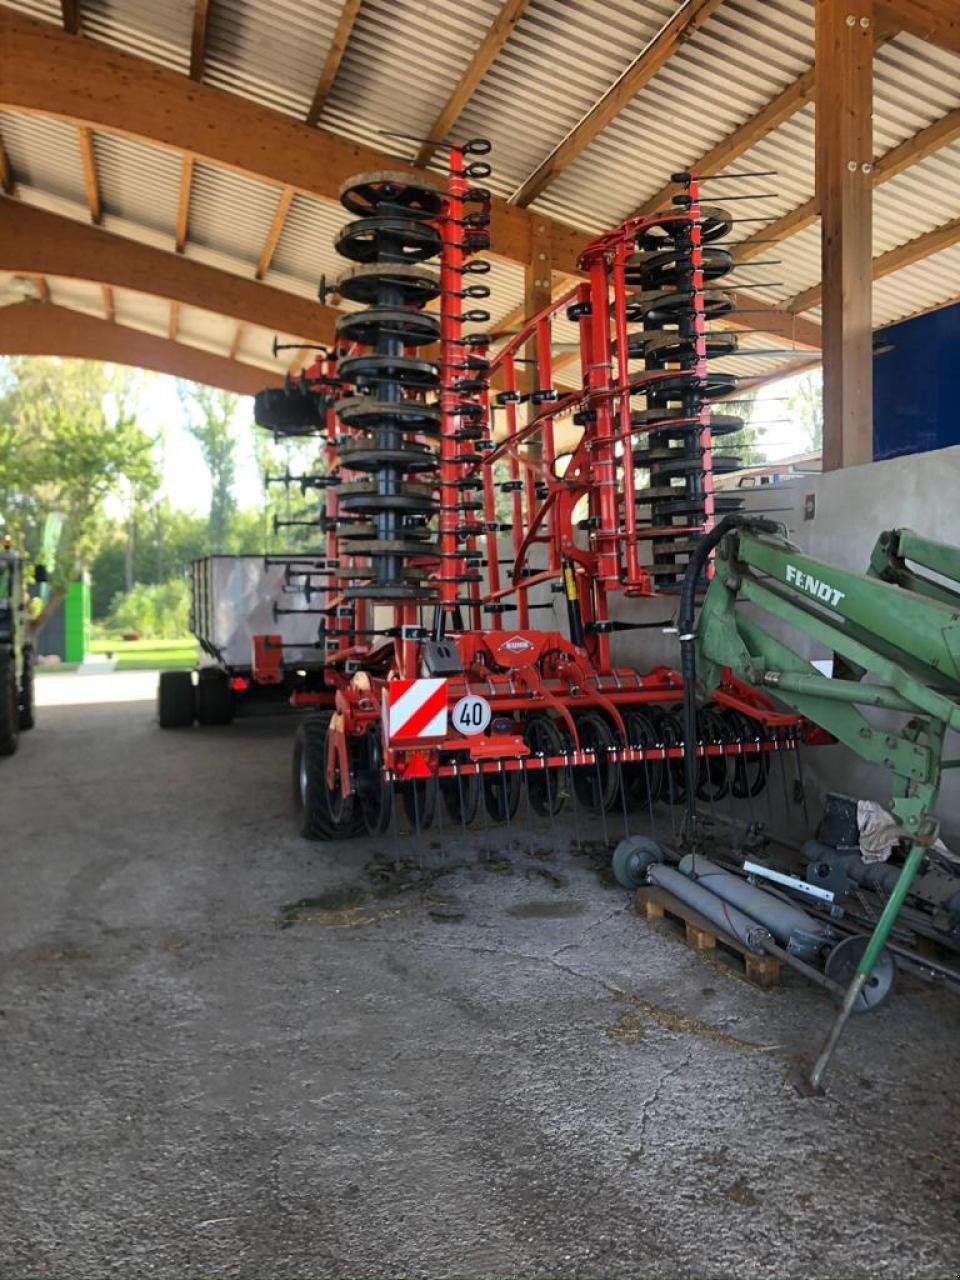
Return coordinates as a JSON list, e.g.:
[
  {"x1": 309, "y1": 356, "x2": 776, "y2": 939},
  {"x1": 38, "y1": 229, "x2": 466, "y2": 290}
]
[{"x1": 88, "y1": 636, "x2": 198, "y2": 671}]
